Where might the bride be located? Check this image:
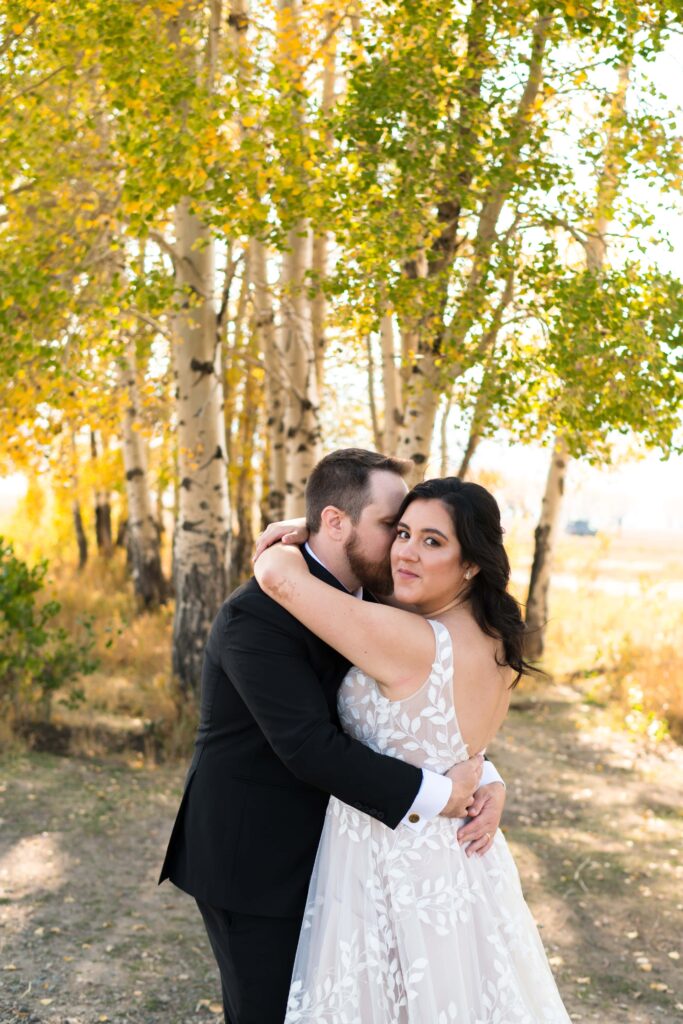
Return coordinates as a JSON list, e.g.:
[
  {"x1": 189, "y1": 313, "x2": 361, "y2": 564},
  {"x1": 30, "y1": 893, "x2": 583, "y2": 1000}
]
[{"x1": 254, "y1": 476, "x2": 571, "y2": 1023}]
